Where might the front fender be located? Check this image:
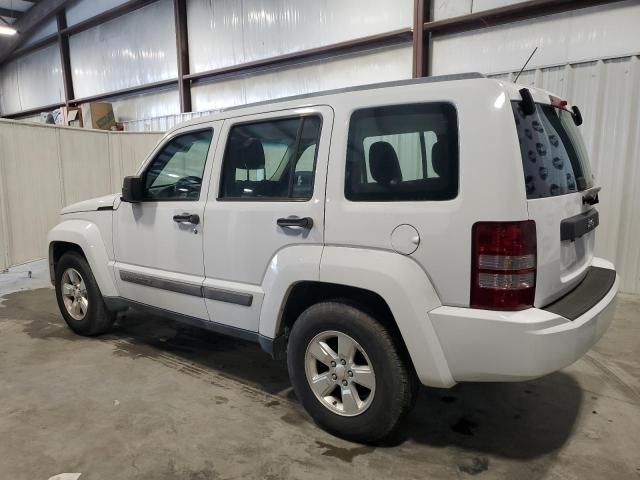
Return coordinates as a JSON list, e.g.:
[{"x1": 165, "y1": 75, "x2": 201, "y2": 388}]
[
  {"x1": 320, "y1": 246, "x2": 454, "y2": 388},
  {"x1": 48, "y1": 219, "x2": 118, "y2": 297}
]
